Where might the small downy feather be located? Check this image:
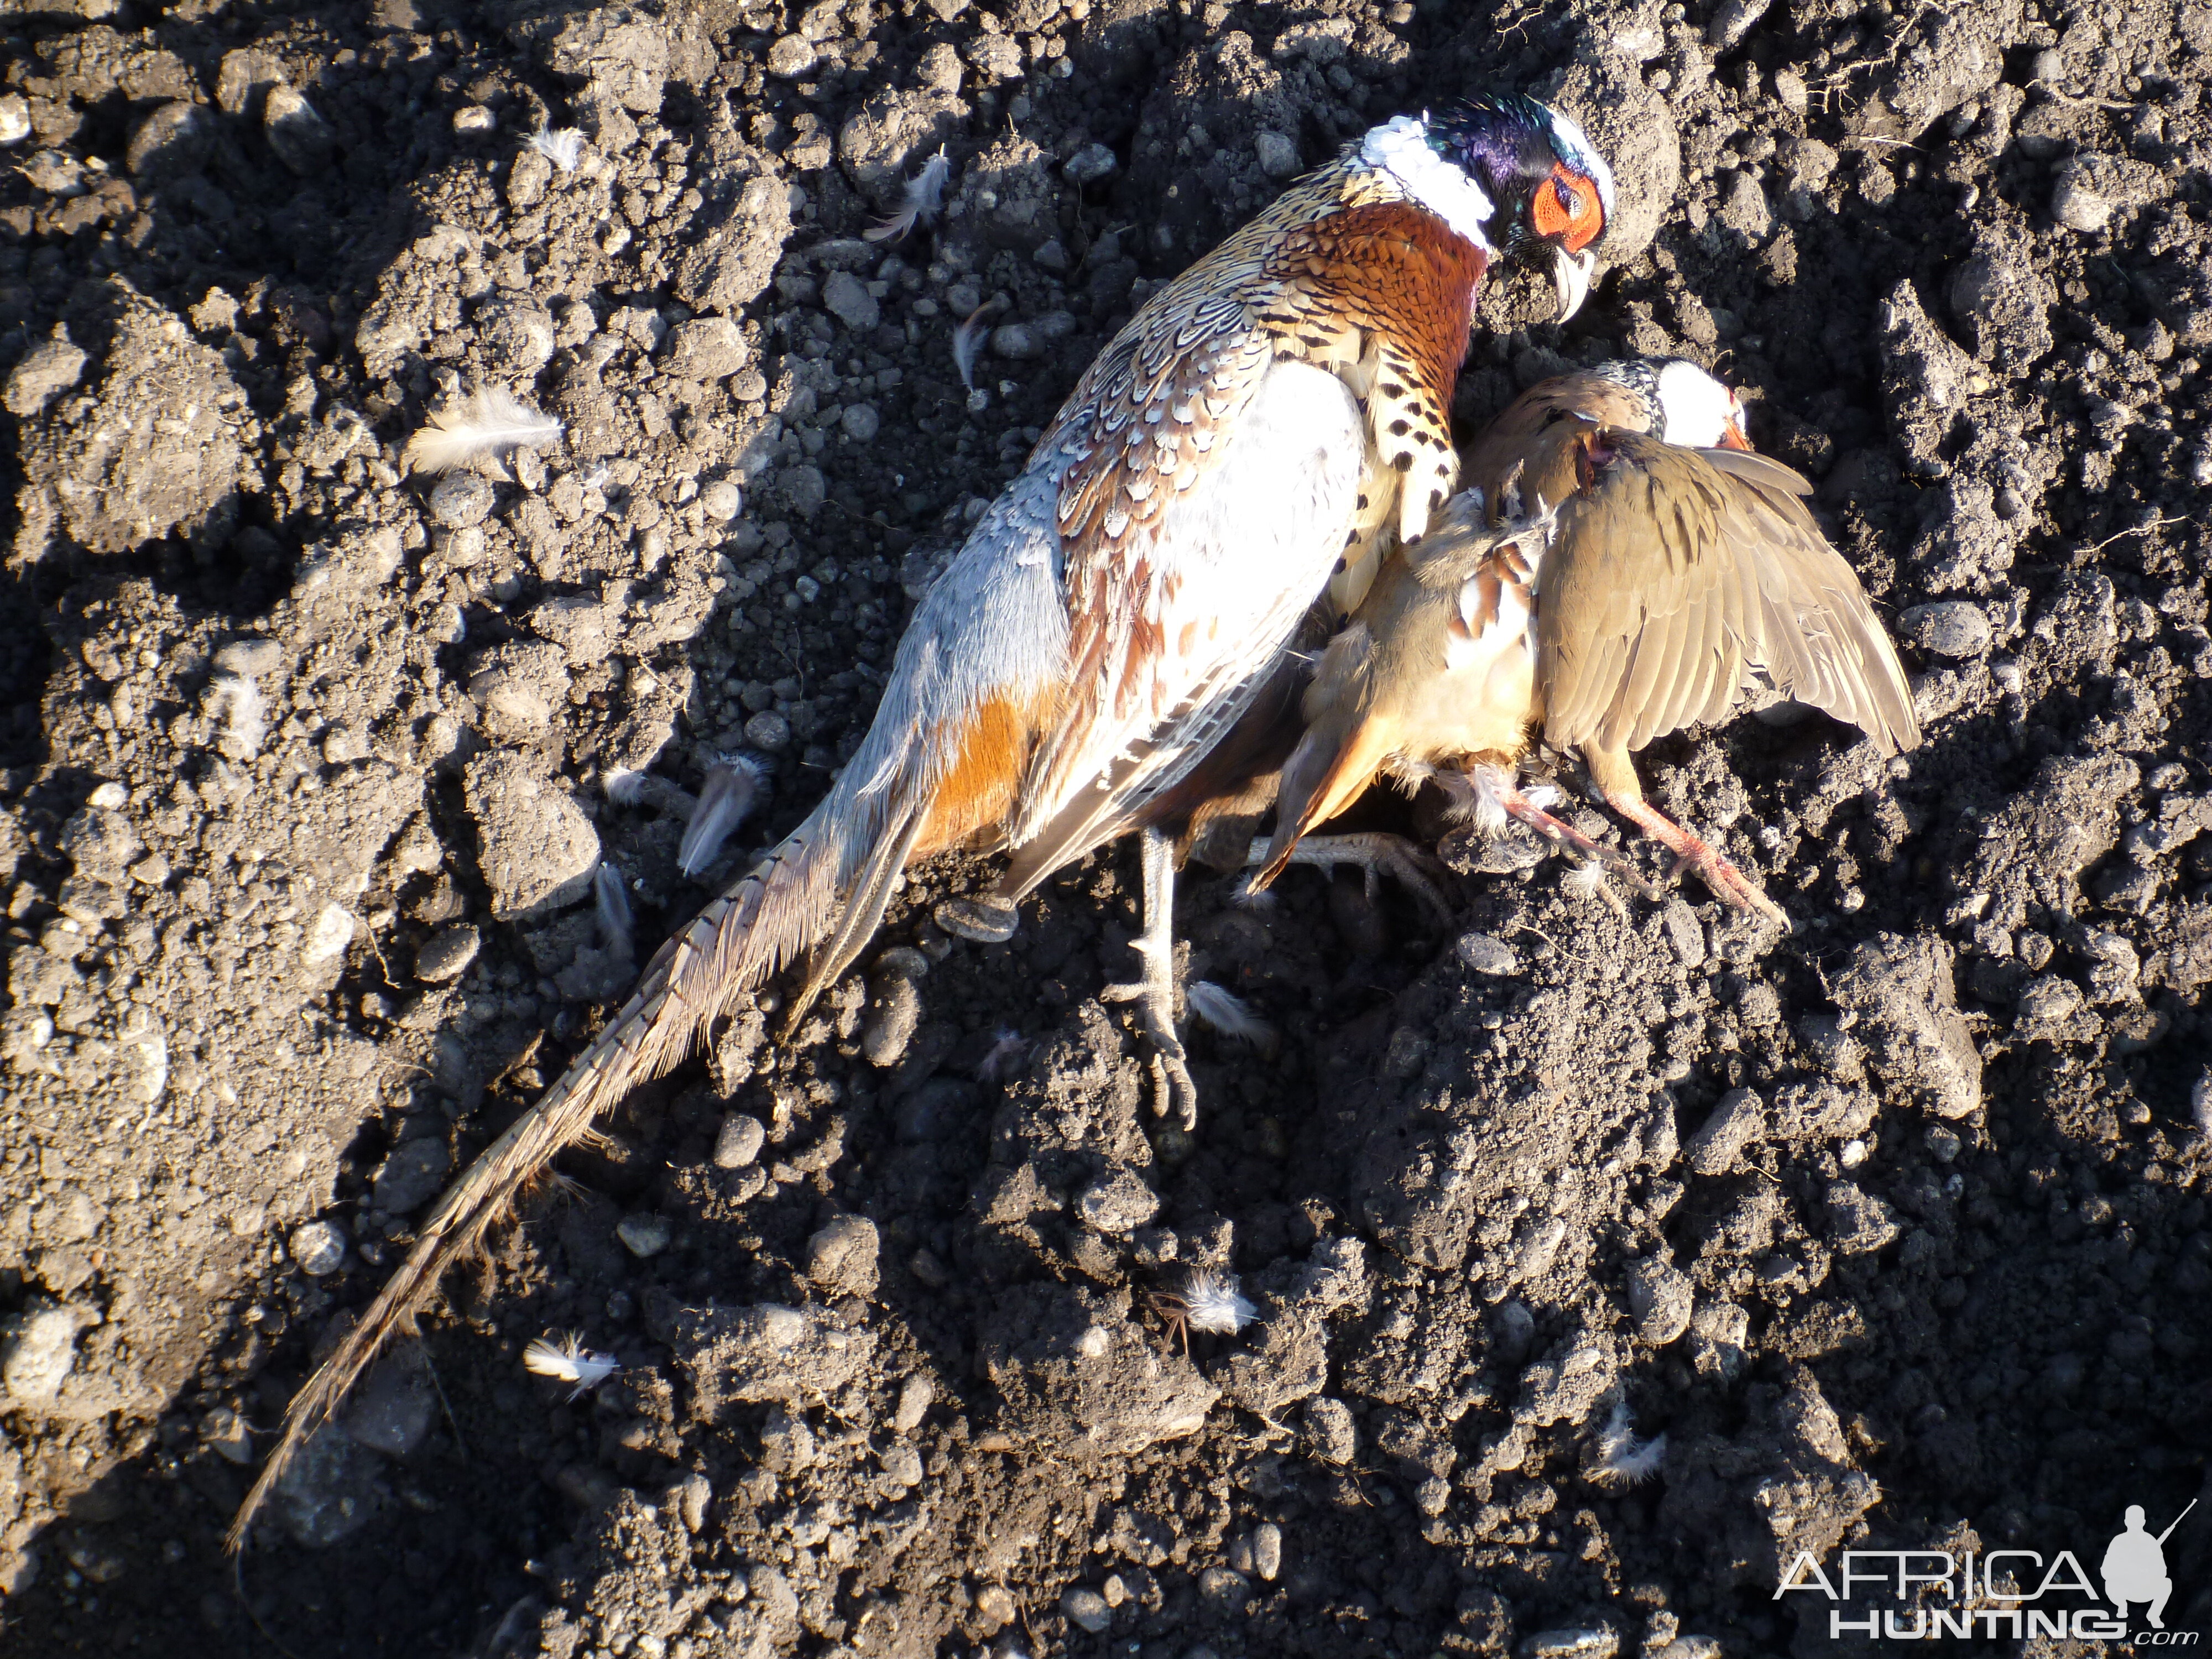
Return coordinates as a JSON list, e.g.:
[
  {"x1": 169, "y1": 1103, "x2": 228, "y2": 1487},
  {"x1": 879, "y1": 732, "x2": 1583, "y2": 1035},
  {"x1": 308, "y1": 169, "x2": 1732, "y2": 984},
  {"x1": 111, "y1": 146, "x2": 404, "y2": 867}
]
[
  {"x1": 1182, "y1": 1268, "x2": 1258, "y2": 1335},
  {"x1": 404, "y1": 389, "x2": 564, "y2": 475},
  {"x1": 679, "y1": 754, "x2": 768, "y2": 878},
  {"x1": 1592, "y1": 1393, "x2": 1667, "y2": 1485},
  {"x1": 975, "y1": 1028, "x2": 1030, "y2": 1083},
  {"x1": 593, "y1": 862, "x2": 634, "y2": 956},
  {"x1": 864, "y1": 148, "x2": 952, "y2": 243},
  {"x1": 210, "y1": 673, "x2": 265, "y2": 755},
  {"x1": 1186, "y1": 980, "x2": 1277, "y2": 1054},
  {"x1": 953, "y1": 302, "x2": 994, "y2": 393},
  {"x1": 603, "y1": 766, "x2": 646, "y2": 807},
  {"x1": 522, "y1": 1332, "x2": 619, "y2": 1401},
  {"x1": 529, "y1": 126, "x2": 584, "y2": 174}
]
